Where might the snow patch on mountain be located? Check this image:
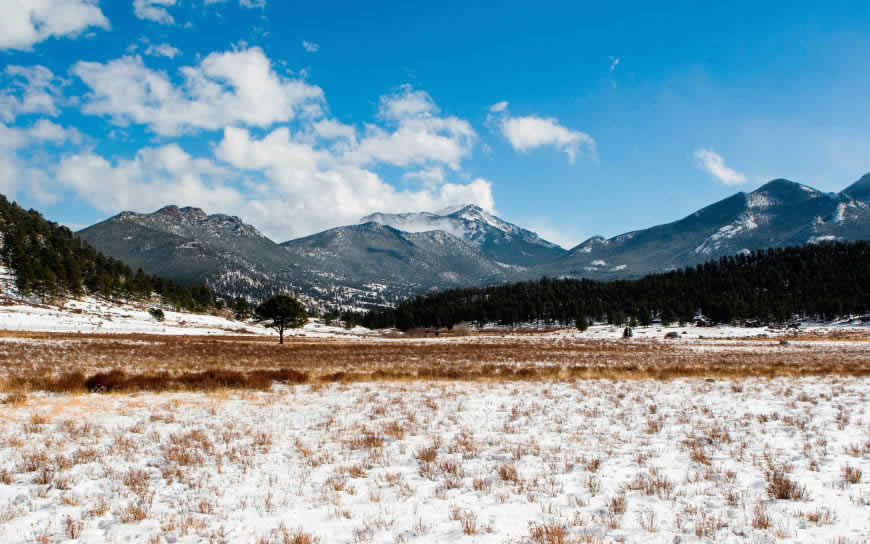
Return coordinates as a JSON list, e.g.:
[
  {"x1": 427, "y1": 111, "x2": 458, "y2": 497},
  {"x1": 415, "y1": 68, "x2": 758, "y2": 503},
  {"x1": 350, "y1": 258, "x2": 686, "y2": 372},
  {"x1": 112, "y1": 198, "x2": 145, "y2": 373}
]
[
  {"x1": 808, "y1": 235, "x2": 842, "y2": 244},
  {"x1": 746, "y1": 193, "x2": 774, "y2": 209},
  {"x1": 695, "y1": 213, "x2": 760, "y2": 255}
]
